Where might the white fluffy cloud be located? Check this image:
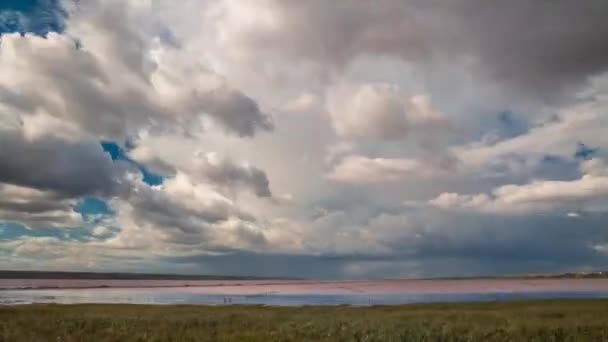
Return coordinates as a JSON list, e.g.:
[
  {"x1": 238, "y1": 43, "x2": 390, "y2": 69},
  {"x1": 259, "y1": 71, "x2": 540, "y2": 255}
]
[
  {"x1": 431, "y1": 159, "x2": 608, "y2": 215},
  {"x1": 327, "y1": 155, "x2": 455, "y2": 184},
  {"x1": 0, "y1": 1, "x2": 272, "y2": 141},
  {"x1": 130, "y1": 146, "x2": 272, "y2": 198},
  {"x1": 327, "y1": 83, "x2": 448, "y2": 141}
]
